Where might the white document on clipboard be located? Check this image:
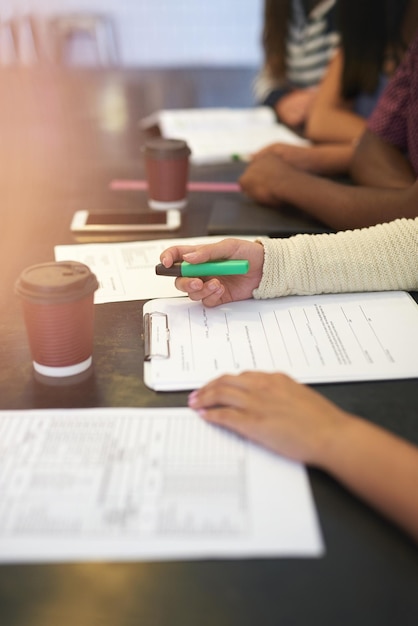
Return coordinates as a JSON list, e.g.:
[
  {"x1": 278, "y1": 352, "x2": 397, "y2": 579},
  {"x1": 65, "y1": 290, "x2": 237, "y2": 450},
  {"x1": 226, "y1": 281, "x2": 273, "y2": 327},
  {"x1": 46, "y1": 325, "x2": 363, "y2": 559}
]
[{"x1": 143, "y1": 291, "x2": 418, "y2": 391}]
